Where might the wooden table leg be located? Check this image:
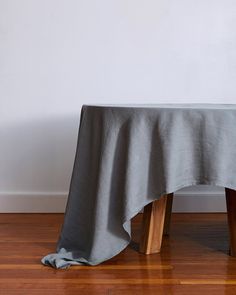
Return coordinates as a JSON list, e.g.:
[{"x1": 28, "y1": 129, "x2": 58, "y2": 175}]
[
  {"x1": 225, "y1": 188, "x2": 236, "y2": 256},
  {"x1": 139, "y1": 194, "x2": 172, "y2": 254},
  {"x1": 164, "y1": 193, "x2": 174, "y2": 236}
]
